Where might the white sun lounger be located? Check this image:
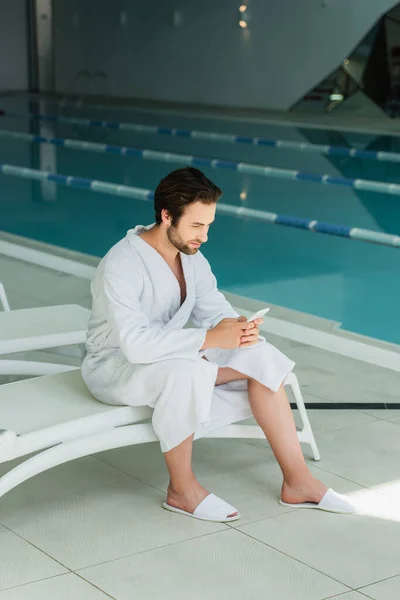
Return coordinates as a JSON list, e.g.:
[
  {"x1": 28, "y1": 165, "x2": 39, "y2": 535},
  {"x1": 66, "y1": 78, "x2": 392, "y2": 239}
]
[
  {"x1": 0, "y1": 369, "x2": 320, "y2": 500},
  {"x1": 0, "y1": 301, "x2": 90, "y2": 376}
]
